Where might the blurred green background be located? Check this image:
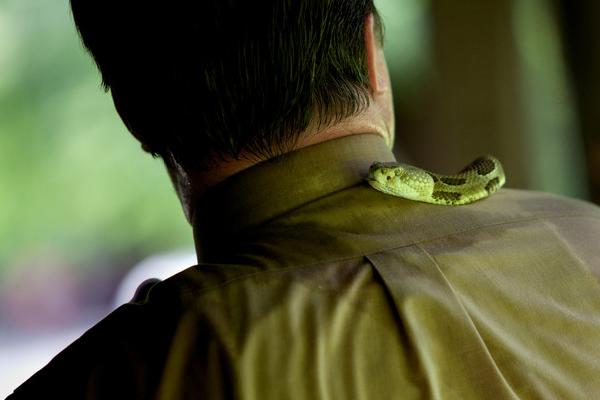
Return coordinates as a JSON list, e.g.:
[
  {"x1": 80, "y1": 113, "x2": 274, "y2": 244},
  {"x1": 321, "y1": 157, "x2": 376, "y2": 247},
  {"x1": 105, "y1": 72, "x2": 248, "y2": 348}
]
[
  {"x1": 0, "y1": 0, "x2": 193, "y2": 278},
  {"x1": 1, "y1": 0, "x2": 600, "y2": 324}
]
